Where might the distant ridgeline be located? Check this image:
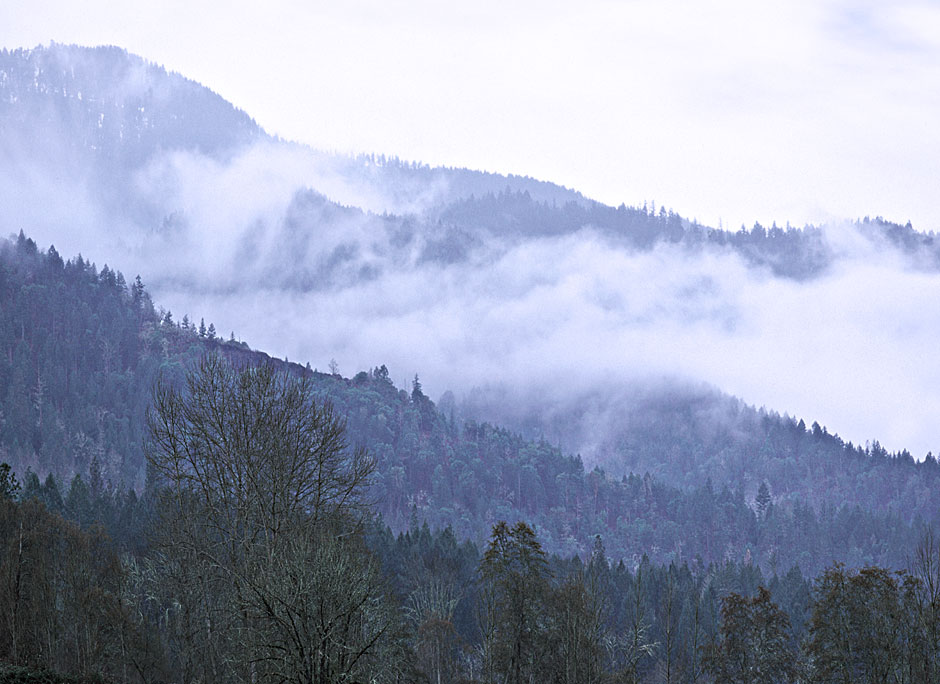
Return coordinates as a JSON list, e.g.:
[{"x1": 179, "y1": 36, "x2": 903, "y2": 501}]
[
  {"x1": 0, "y1": 232, "x2": 936, "y2": 575},
  {"x1": 1, "y1": 44, "x2": 937, "y2": 290},
  {"x1": 0, "y1": 44, "x2": 262, "y2": 160},
  {"x1": 433, "y1": 191, "x2": 939, "y2": 280}
]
